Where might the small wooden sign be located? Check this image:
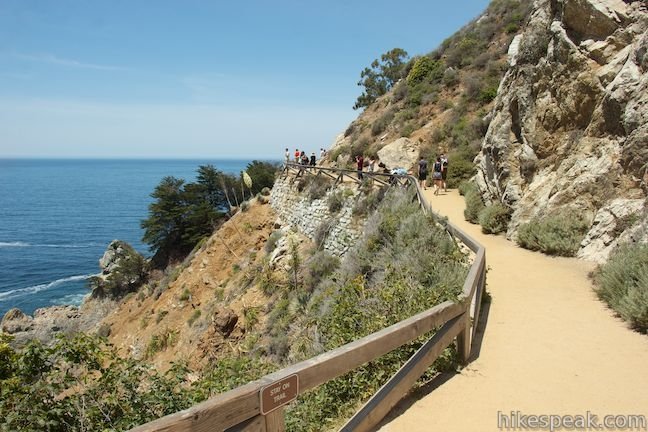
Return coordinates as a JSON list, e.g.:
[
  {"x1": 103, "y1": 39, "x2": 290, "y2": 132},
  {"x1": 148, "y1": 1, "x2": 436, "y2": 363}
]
[{"x1": 260, "y1": 374, "x2": 299, "y2": 415}]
